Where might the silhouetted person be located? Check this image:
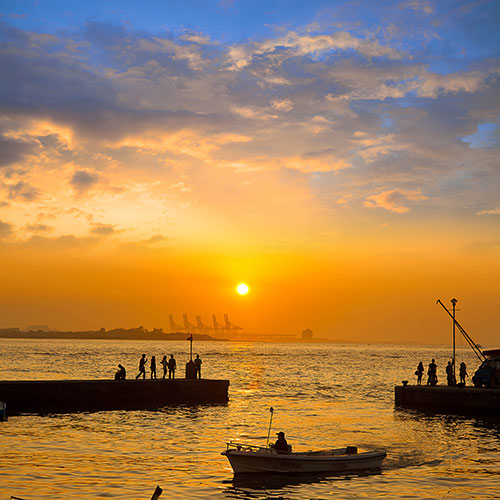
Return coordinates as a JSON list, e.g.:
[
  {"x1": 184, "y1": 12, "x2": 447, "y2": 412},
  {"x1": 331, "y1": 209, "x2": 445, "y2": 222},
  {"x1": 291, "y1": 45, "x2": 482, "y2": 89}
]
[
  {"x1": 115, "y1": 364, "x2": 126, "y2": 380},
  {"x1": 271, "y1": 431, "x2": 290, "y2": 453},
  {"x1": 446, "y1": 360, "x2": 454, "y2": 386},
  {"x1": 136, "y1": 354, "x2": 147, "y2": 379},
  {"x1": 161, "y1": 355, "x2": 168, "y2": 379},
  {"x1": 415, "y1": 361, "x2": 424, "y2": 385},
  {"x1": 168, "y1": 354, "x2": 176, "y2": 379},
  {"x1": 194, "y1": 354, "x2": 202, "y2": 379},
  {"x1": 427, "y1": 358, "x2": 437, "y2": 385},
  {"x1": 150, "y1": 355, "x2": 157, "y2": 379},
  {"x1": 459, "y1": 362, "x2": 468, "y2": 385}
]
